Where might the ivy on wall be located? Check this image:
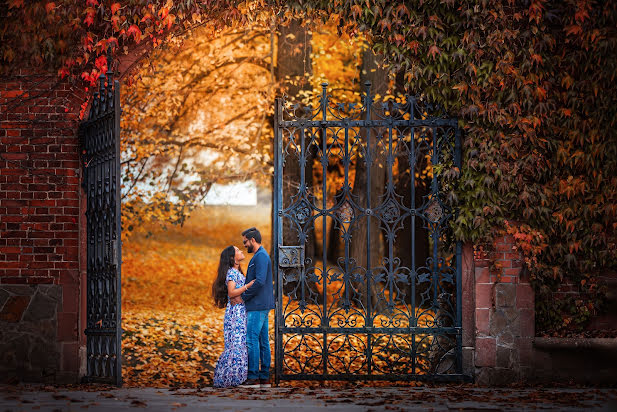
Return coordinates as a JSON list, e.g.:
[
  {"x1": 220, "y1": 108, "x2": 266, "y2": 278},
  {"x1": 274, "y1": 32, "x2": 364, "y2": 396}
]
[{"x1": 1, "y1": 0, "x2": 615, "y2": 334}]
